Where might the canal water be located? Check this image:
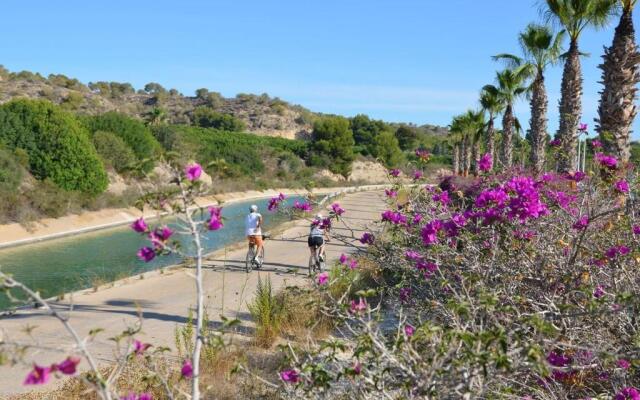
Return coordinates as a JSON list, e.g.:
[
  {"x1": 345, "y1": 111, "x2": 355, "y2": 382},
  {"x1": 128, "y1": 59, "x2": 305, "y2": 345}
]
[{"x1": 0, "y1": 196, "x2": 304, "y2": 310}]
